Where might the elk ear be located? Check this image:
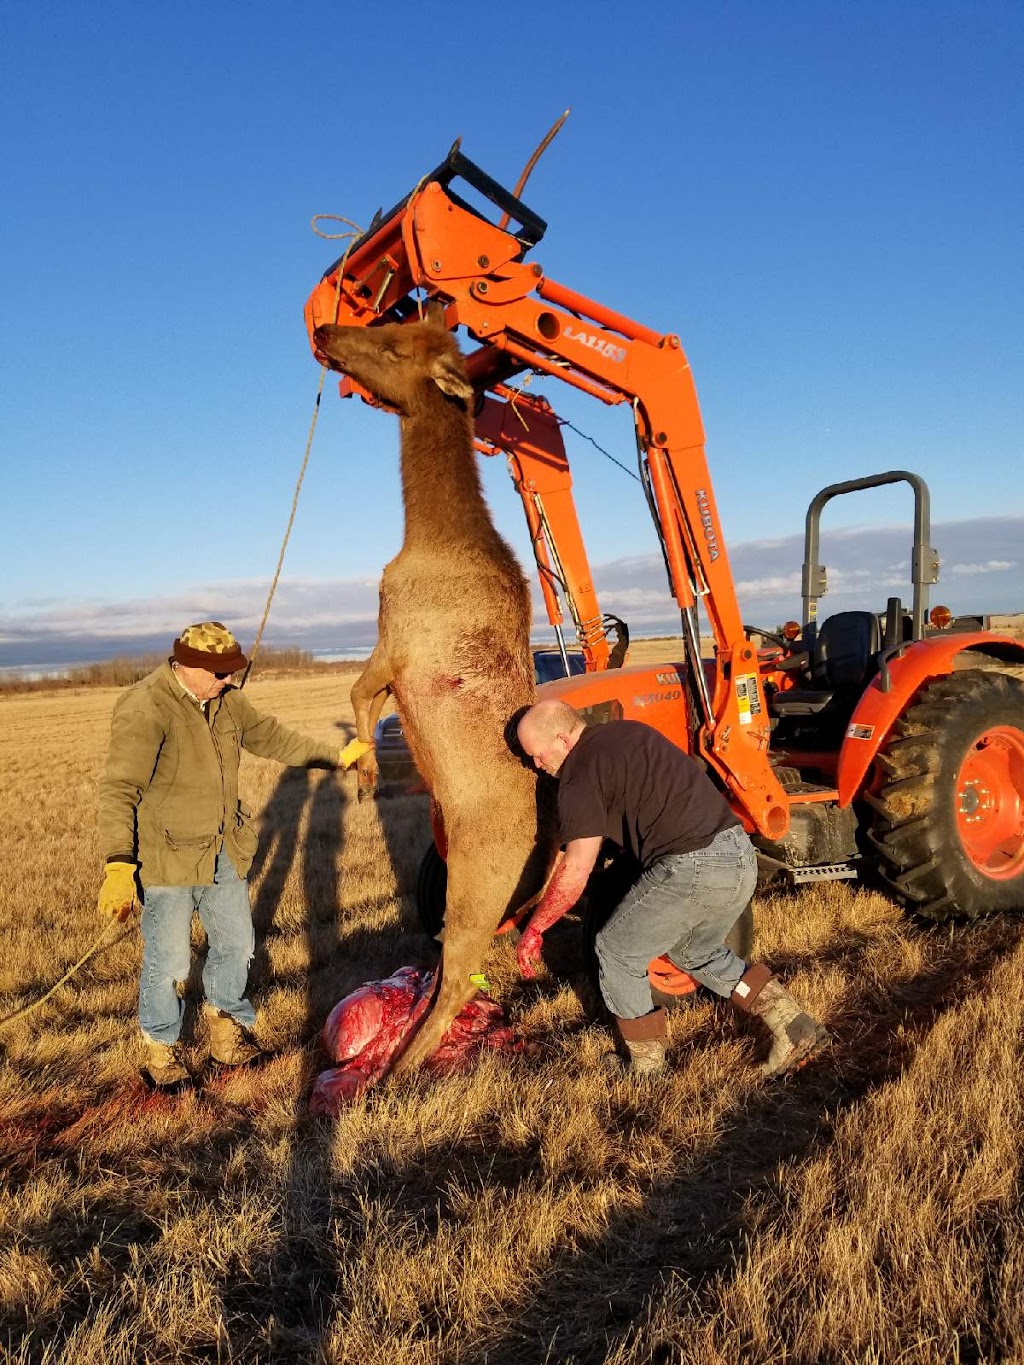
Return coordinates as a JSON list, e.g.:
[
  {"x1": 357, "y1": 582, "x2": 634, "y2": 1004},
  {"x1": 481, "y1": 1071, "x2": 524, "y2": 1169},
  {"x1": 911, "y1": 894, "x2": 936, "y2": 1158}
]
[
  {"x1": 429, "y1": 354, "x2": 474, "y2": 404},
  {"x1": 423, "y1": 299, "x2": 447, "y2": 330}
]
